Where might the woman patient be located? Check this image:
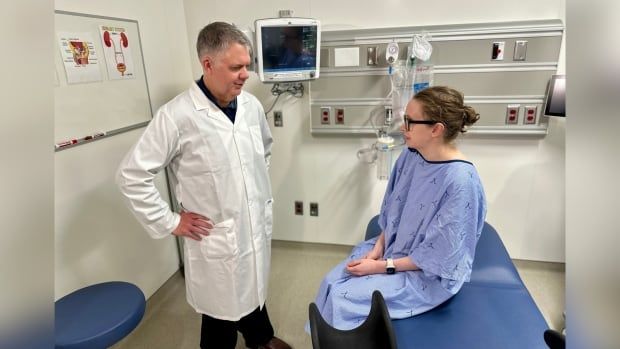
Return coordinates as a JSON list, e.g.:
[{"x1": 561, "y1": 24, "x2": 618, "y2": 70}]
[{"x1": 310, "y1": 86, "x2": 487, "y2": 330}]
